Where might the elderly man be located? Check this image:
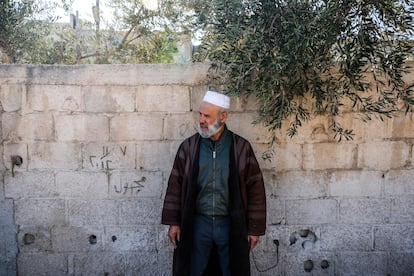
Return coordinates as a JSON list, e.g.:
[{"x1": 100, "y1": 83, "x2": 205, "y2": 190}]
[{"x1": 161, "y1": 90, "x2": 266, "y2": 276}]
